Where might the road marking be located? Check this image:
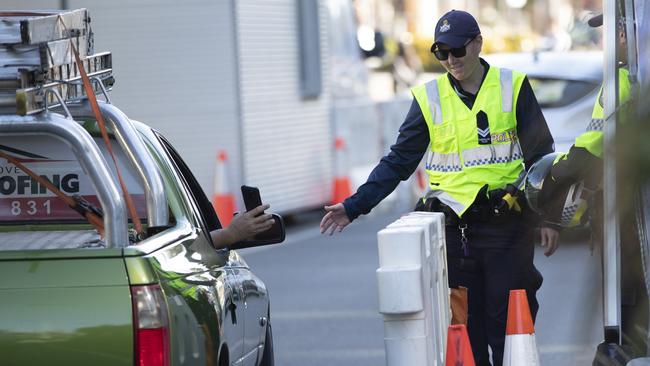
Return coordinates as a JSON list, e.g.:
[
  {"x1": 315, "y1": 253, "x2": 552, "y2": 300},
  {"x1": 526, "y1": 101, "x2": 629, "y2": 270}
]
[
  {"x1": 271, "y1": 309, "x2": 380, "y2": 321},
  {"x1": 279, "y1": 348, "x2": 385, "y2": 360},
  {"x1": 538, "y1": 344, "x2": 596, "y2": 354}
]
